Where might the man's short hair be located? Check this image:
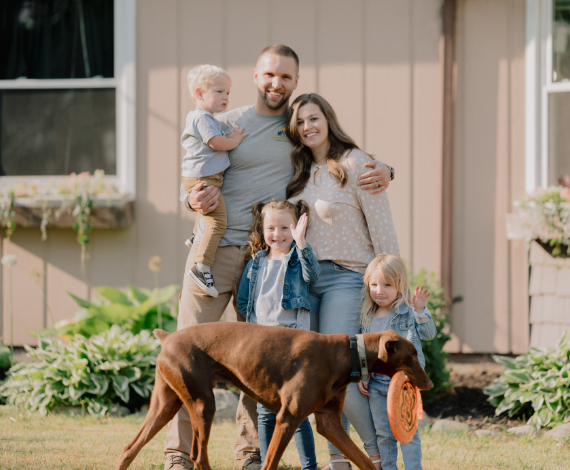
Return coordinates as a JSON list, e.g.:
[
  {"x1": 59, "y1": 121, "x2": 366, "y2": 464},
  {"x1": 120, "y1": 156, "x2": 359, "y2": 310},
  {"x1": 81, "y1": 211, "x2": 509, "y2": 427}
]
[{"x1": 258, "y1": 44, "x2": 299, "y2": 72}]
